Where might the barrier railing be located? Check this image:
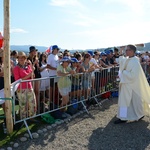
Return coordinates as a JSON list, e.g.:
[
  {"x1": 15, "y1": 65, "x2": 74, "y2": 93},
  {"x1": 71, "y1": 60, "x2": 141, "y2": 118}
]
[
  {"x1": 10, "y1": 66, "x2": 119, "y2": 138},
  {"x1": 141, "y1": 63, "x2": 150, "y2": 84}
]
